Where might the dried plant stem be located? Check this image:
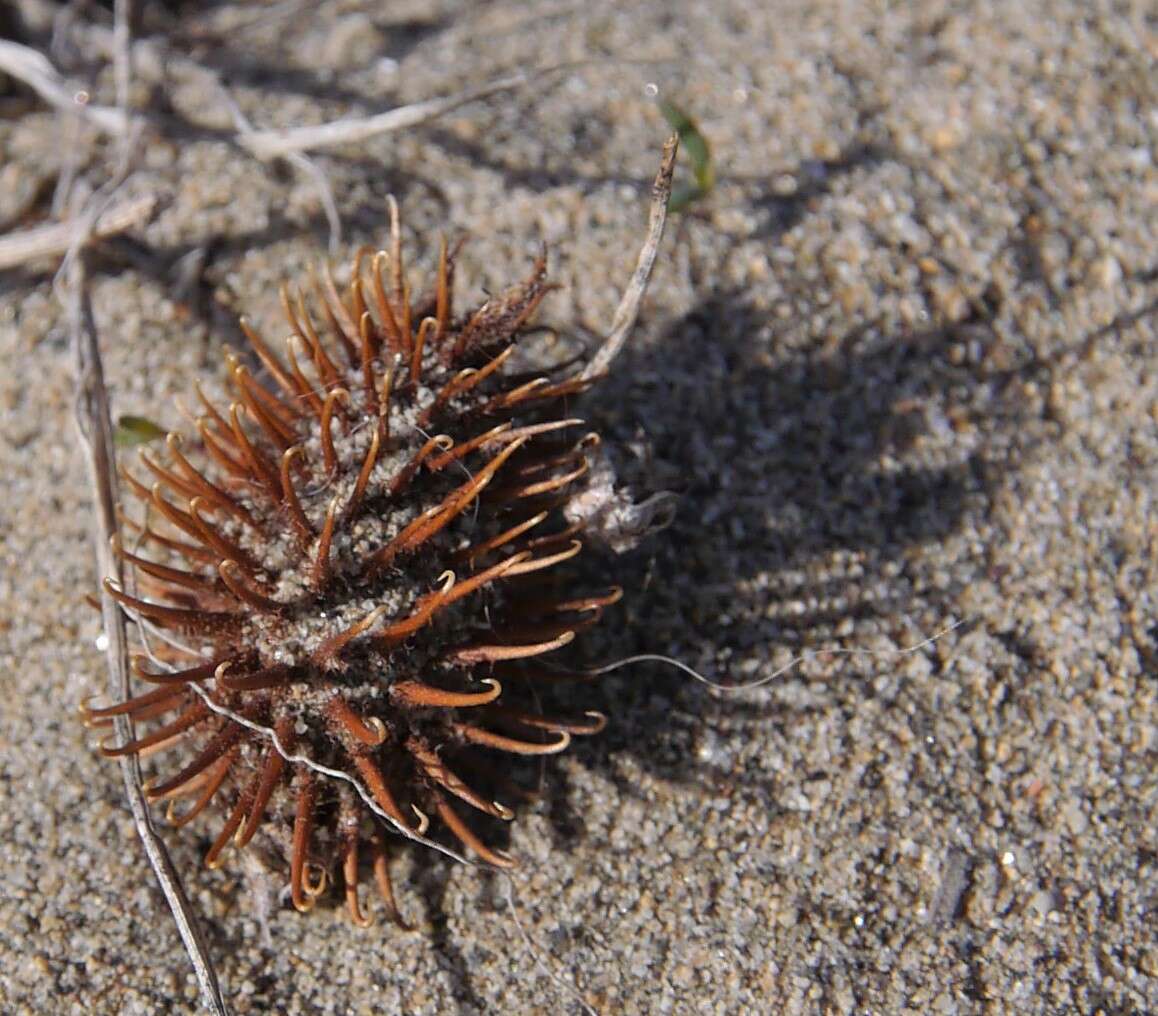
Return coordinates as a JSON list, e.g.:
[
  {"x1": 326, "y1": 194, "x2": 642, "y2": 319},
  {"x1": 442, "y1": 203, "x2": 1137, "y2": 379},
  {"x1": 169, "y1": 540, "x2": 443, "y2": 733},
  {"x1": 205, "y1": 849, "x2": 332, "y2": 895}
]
[
  {"x1": 0, "y1": 33, "x2": 568, "y2": 163},
  {"x1": 0, "y1": 193, "x2": 156, "y2": 271},
  {"x1": 64, "y1": 7, "x2": 227, "y2": 1003},
  {"x1": 210, "y1": 79, "x2": 342, "y2": 253},
  {"x1": 583, "y1": 134, "x2": 678, "y2": 380},
  {"x1": 112, "y1": 0, "x2": 134, "y2": 114},
  {"x1": 1, "y1": 33, "x2": 571, "y2": 257},
  {"x1": 0, "y1": 40, "x2": 129, "y2": 134},
  {"x1": 236, "y1": 70, "x2": 551, "y2": 160},
  {"x1": 69, "y1": 252, "x2": 230, "y2": 1016}
]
